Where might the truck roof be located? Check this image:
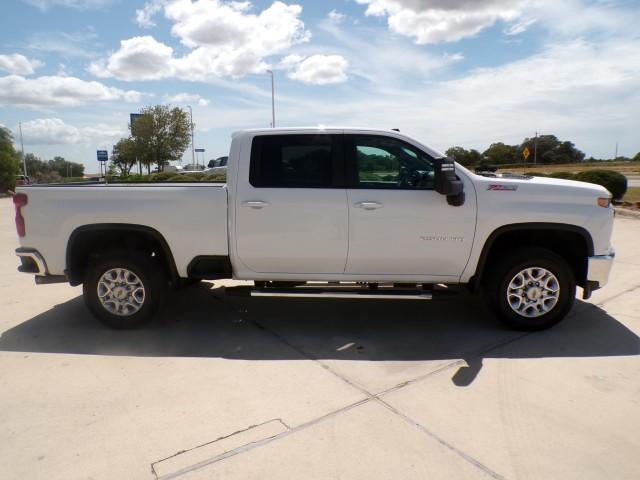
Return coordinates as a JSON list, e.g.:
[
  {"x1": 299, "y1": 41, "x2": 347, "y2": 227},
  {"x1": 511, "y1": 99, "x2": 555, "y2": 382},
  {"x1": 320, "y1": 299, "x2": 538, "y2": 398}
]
[{"x1": 232, "y1": 127, "x2": 445, "y2": 158}]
